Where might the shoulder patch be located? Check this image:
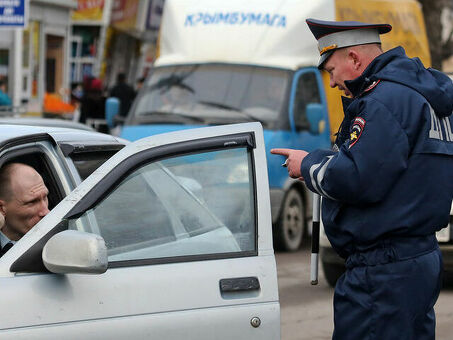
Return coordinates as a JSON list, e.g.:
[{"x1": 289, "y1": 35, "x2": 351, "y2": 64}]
[{"x1": 349, "y1": 117, "x2": 366, "y2": 148}]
